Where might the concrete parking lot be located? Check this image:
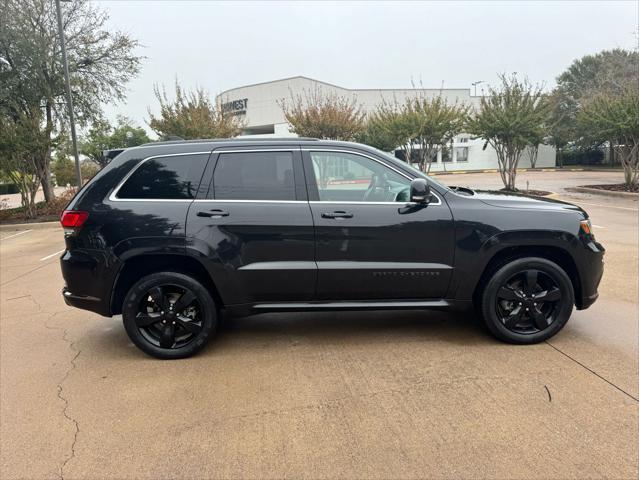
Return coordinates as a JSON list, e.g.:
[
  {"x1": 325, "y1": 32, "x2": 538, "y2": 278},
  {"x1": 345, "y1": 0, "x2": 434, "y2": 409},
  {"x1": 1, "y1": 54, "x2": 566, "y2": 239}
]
[{"x1": 1, "y1": 170, "x2": 637, "y2": 479}]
